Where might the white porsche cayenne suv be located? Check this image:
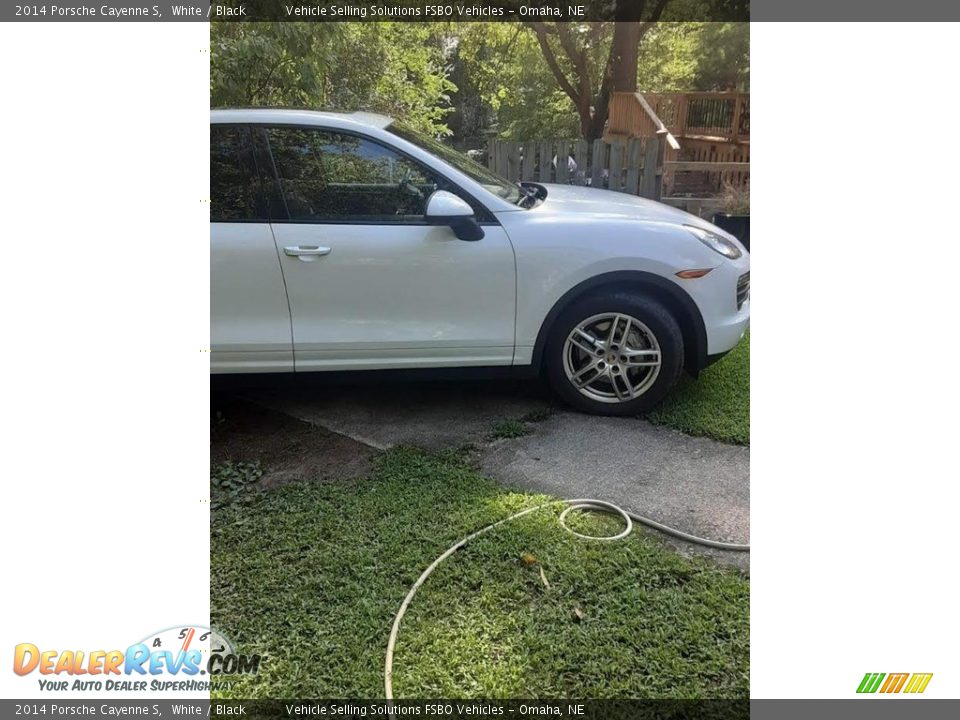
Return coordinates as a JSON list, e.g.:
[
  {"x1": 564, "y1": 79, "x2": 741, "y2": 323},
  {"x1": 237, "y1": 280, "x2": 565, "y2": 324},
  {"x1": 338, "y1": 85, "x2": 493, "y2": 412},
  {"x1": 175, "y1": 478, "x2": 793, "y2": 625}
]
[{"x1": 211, "y1": 109, "x2": 749, "y2": 416}]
